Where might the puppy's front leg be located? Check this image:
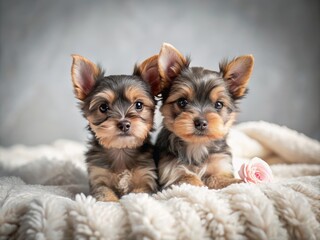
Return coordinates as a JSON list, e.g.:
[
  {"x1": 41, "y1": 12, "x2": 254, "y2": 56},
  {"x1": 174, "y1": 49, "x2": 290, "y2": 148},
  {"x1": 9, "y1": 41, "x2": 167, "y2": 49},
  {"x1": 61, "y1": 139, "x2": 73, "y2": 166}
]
[
  {"x1": 91, "y1": 185, "x2": 119, "y2": 202},
  {"x1": 177, "y1": 173, "x2": 204, "y2": 187},
  {"x1": 88, "y1": 166, "x2": 119, "y2": 202},
  {"x1": 158, "y1": 156, "x2": 204, "y2": 188},
  {"x1": 204, "y1": 176, "x2": 243, "y2": 189},
  {"x1": 203, "y1": 153, "x2": 243, "y2": 189},
  {"x1": 131, "y1": 167, "x2": 158, "y2": 194}
]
